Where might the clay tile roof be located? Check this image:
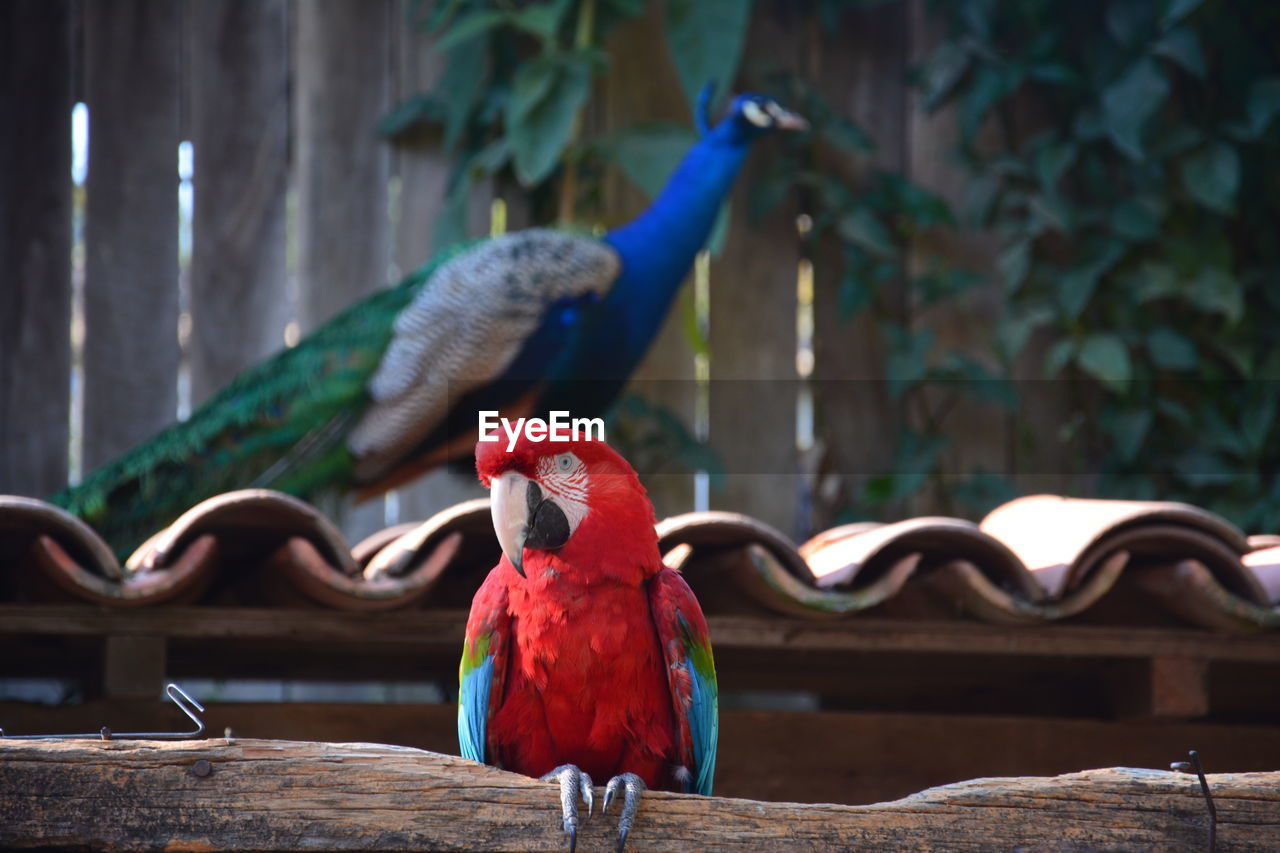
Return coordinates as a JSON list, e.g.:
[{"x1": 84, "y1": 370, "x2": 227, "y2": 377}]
[{"x1": 1, "y1": 490, "x2": 1278, "y2": 631}]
